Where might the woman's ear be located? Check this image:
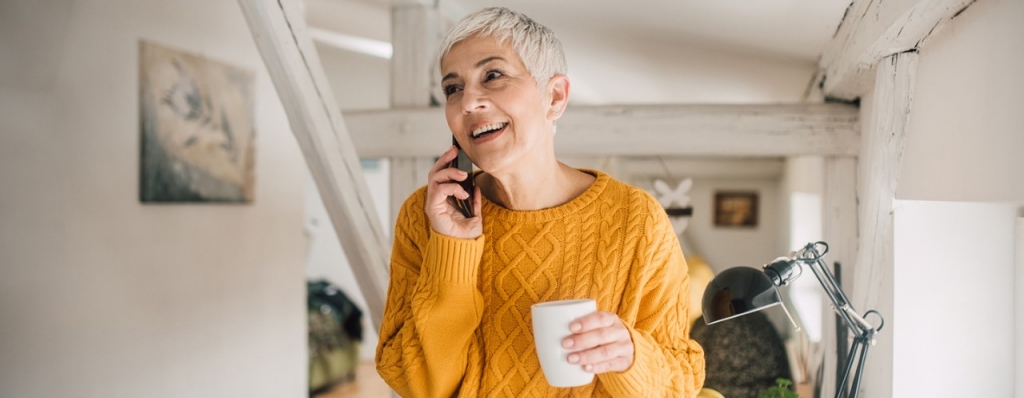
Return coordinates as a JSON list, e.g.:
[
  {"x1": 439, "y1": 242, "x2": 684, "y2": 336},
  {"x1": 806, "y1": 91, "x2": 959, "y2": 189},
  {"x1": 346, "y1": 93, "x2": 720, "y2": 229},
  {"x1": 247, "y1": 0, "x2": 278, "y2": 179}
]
[{"x1": 545, "y1": 74, "x2": 570, "y2": 121}]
